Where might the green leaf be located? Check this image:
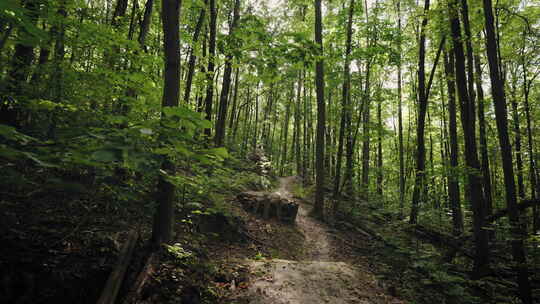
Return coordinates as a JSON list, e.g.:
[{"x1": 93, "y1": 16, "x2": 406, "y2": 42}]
[
  {"x1": 92, "y1": 149, "x2": 119, "y2": 162},
  {"x1": 206, "y1": 147, "x2": 229, "y2": 159}
]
